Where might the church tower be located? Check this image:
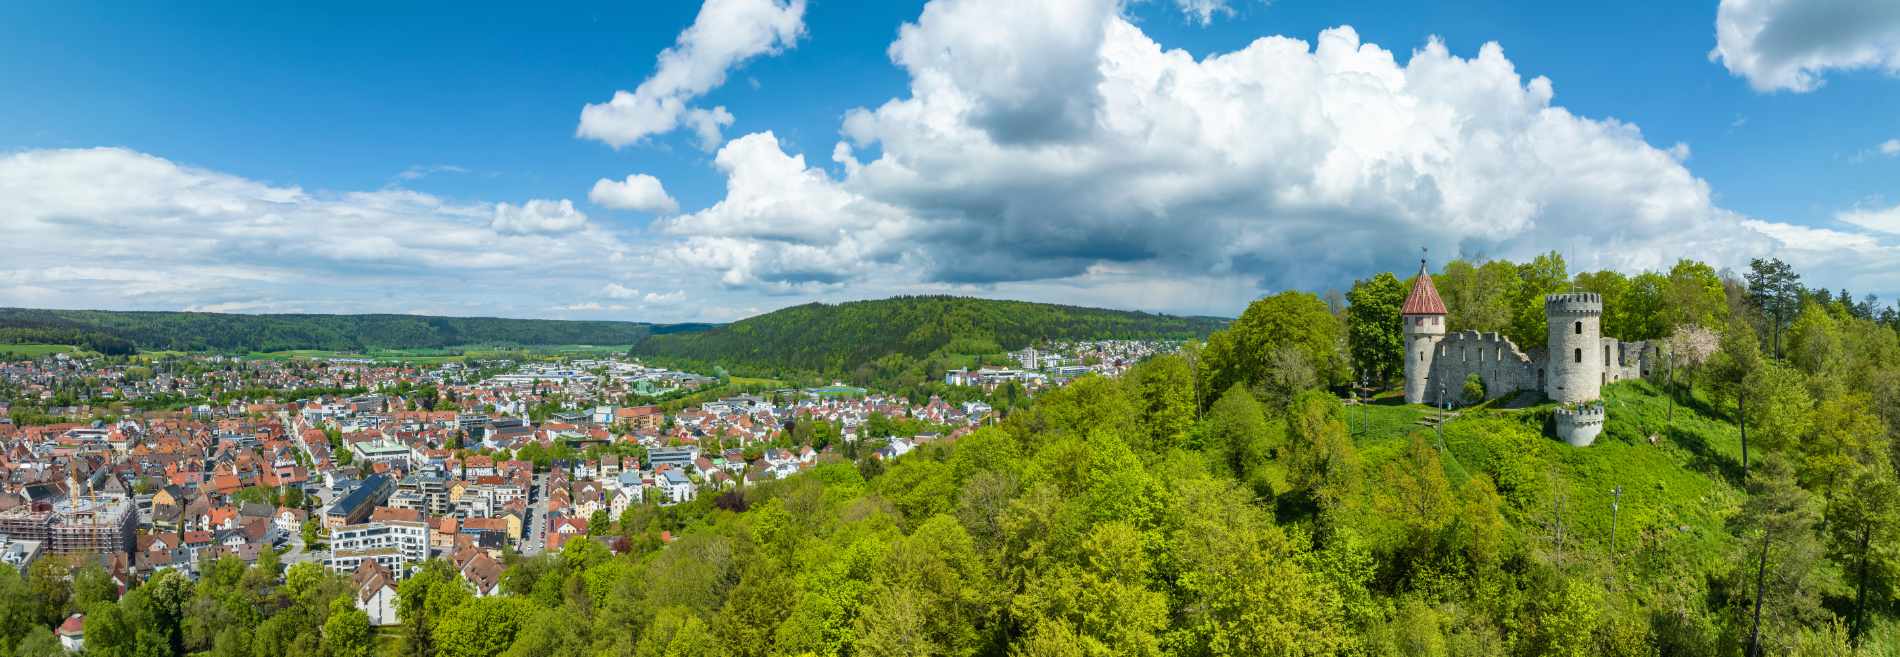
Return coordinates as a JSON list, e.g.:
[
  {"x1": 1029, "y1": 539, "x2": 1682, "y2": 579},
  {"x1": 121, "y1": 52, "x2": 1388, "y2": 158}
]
[{"x1": 1401, "y1": 258, "x2": 1448, "y2": 405}]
